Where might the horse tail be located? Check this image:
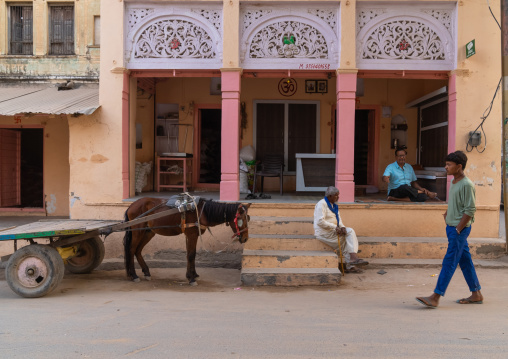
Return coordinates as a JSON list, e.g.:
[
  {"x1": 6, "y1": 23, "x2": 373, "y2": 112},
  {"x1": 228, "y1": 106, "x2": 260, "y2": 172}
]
[{"x1": 123, "y1": 209, "x2": 132, "y2": 277}]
